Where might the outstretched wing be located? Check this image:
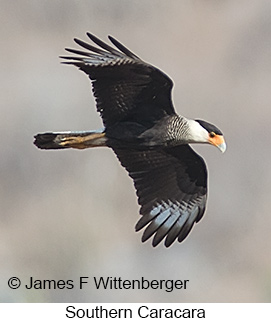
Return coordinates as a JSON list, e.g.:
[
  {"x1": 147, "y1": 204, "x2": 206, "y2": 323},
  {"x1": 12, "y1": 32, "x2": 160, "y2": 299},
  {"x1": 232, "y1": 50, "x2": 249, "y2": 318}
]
[
  {"x1": 61, "y1": 33, "x2": 176, "y2": 127},
  {"x1": 113, "y1": 145, "x2": 207, "y2": 247}
]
